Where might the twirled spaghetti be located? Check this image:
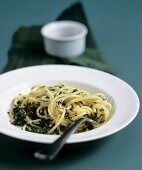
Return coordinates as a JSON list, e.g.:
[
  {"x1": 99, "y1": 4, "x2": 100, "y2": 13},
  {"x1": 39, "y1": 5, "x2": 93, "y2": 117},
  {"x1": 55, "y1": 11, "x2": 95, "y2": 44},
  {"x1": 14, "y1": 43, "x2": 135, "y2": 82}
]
[{"x1": 8, "y1": 83, "x2": 112, "y2": 135}]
